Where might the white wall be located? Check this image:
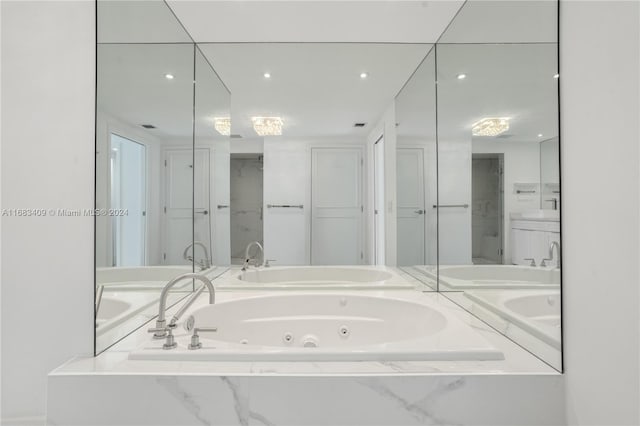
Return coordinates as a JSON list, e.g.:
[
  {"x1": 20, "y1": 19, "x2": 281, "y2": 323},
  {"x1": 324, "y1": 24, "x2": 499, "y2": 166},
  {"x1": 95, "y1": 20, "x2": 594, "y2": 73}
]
[
  {"x1": 473, "y1": 140, "x2": 541, "y2": 265},
  {"x1": 1, "y1": 1, "x2": 95, "y2": 422},
  {"x1": 561, "y1": 1, "x2": 640, "y2": 424}
]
